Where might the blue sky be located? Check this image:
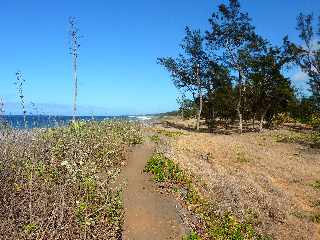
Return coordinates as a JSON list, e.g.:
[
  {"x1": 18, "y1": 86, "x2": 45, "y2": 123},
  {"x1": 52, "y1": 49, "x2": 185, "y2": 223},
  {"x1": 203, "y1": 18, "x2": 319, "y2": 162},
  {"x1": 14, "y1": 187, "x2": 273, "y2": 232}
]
[{"x1": 0, "y1": 0, "x2": 319, "y2": 115}]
